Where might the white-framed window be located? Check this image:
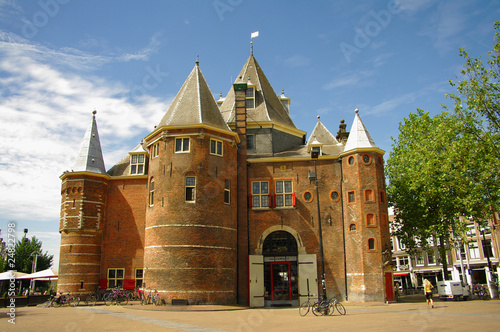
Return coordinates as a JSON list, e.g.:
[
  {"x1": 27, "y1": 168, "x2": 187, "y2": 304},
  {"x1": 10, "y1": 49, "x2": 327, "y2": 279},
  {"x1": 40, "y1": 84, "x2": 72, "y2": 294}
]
[
  {"x1": 398, "y1": 256, "x2": 409, "y2": 270},
  {"x1": 151, "y1": 142, "x2": 159, "y2": 158},
  {"x1": 398, "y1": 238, "x2": 406, "y2": 251},
  {"x1": 185, "y1": 176, "x2": 196, "y2": 202},
  {"x1": 468, "y1": 241, "x2": 480, "y2": 259},
  {"x1": 108, "y1": 268, "x2": 124, "y2": 288},
  {"x1": 149, "y1": 178, "x2": 154, "y2": 206},
  {"x1": 130, "y1": 154, "x2": 145, "y2": 175},
  {"x1": 416, "y1": 252, "x2": 424, "y2": 266},
  {"x1": 224, "y1": 179, "x2": 230, "y2": 204},
  {"x1": 210, "y1": 139, "x2": 223, "y2": 156},
  {"x1": 427, "y1": 249, "x2": 436, "y2": 265},
  {"x1": 246, "y1": 85, "x2": 256, "y2": 109},
  {"x1": 175, "y1": 137, "x2": 190, "y2": 153},
  {"x1": 466, "y1": 224, "x2": 476, "y2": 236},
  {"x1": 275, "y1": 180, "x2": 294, "y2": 207},
  {"x1": 251, "y1": 181, "x2": 269, "y2": 208}
]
